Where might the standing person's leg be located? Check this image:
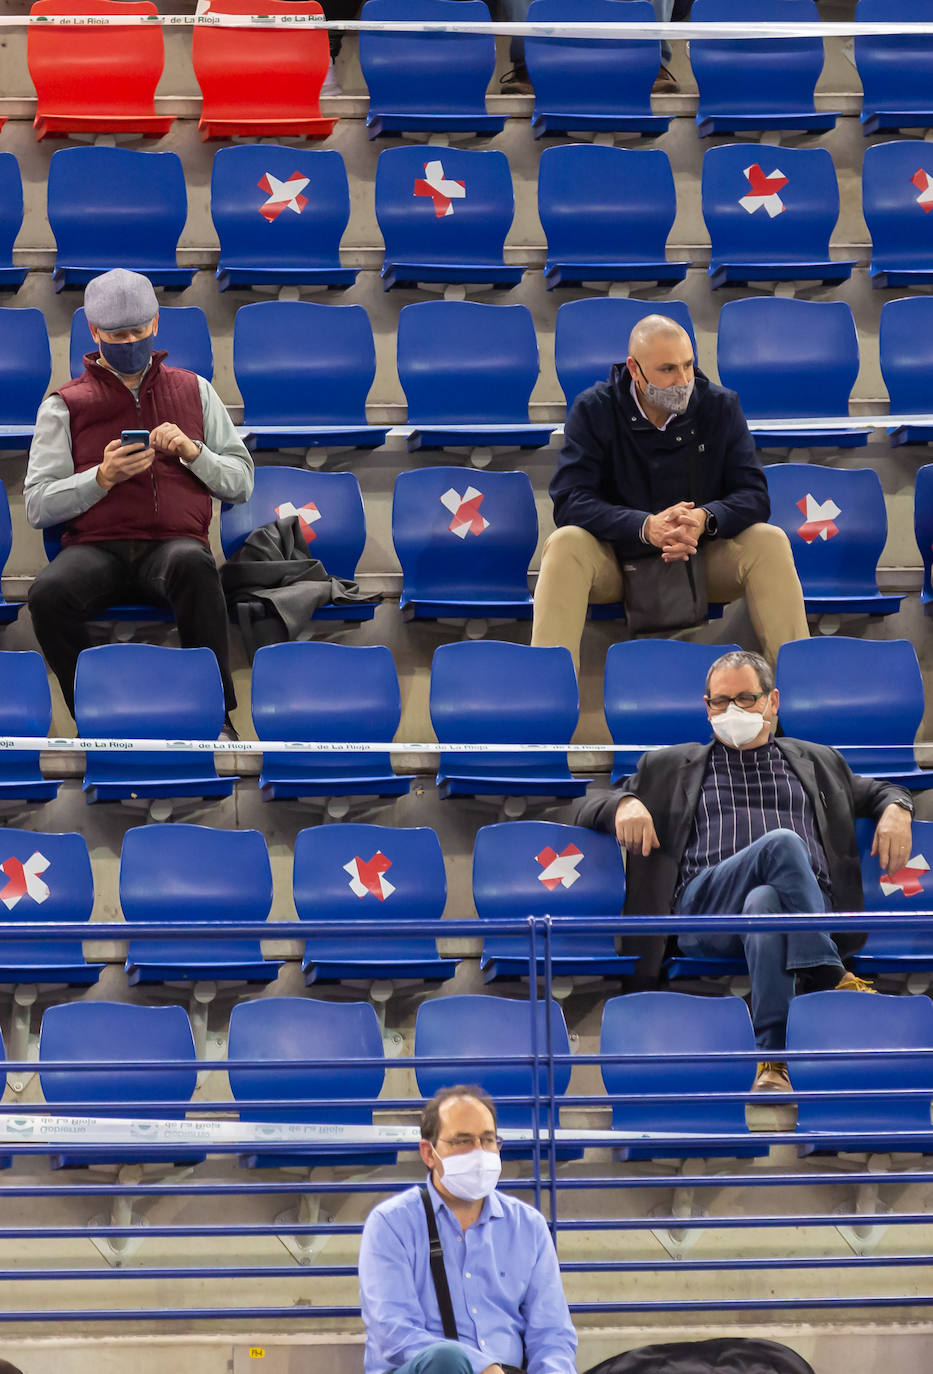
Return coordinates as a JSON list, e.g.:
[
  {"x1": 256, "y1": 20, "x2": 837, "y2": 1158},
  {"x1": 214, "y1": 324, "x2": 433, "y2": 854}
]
[
  {"x1": 497, "y1": 0, "x2": 532, "y2": 92},
  {"x1": 27, "y1": 543, "x2": 129, "y2": 717},
  {"x1": 651, "y1": 0, "x2": 679, "y2": 89},
  {"x1": 531, "y1": 525, "x2": 624, "y2": 673},
  {"x1": 702, "y1": 524, "x2": 809, "y2": 668},
  {"x1": 134, "y1": 539, "x2": 237, "y2": 713},
  {"x1": 319, "y1": 0, "x2": 358, "y2": 93}
]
